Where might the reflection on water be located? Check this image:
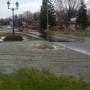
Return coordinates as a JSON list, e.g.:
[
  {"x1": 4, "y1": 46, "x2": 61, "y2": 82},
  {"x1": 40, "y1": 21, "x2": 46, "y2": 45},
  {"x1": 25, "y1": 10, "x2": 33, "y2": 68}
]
[{"x1": 0, "y1": 36, "x2": 5, "y2": 42}]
